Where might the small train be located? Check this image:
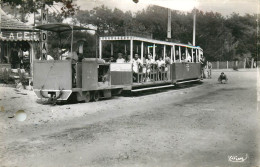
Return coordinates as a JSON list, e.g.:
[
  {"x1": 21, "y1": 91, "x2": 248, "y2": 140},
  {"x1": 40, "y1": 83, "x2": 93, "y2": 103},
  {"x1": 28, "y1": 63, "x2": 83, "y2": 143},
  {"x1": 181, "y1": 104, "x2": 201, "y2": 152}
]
[{"x1": 33, "y1": 24, "x2": 203, "y2": 103}]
